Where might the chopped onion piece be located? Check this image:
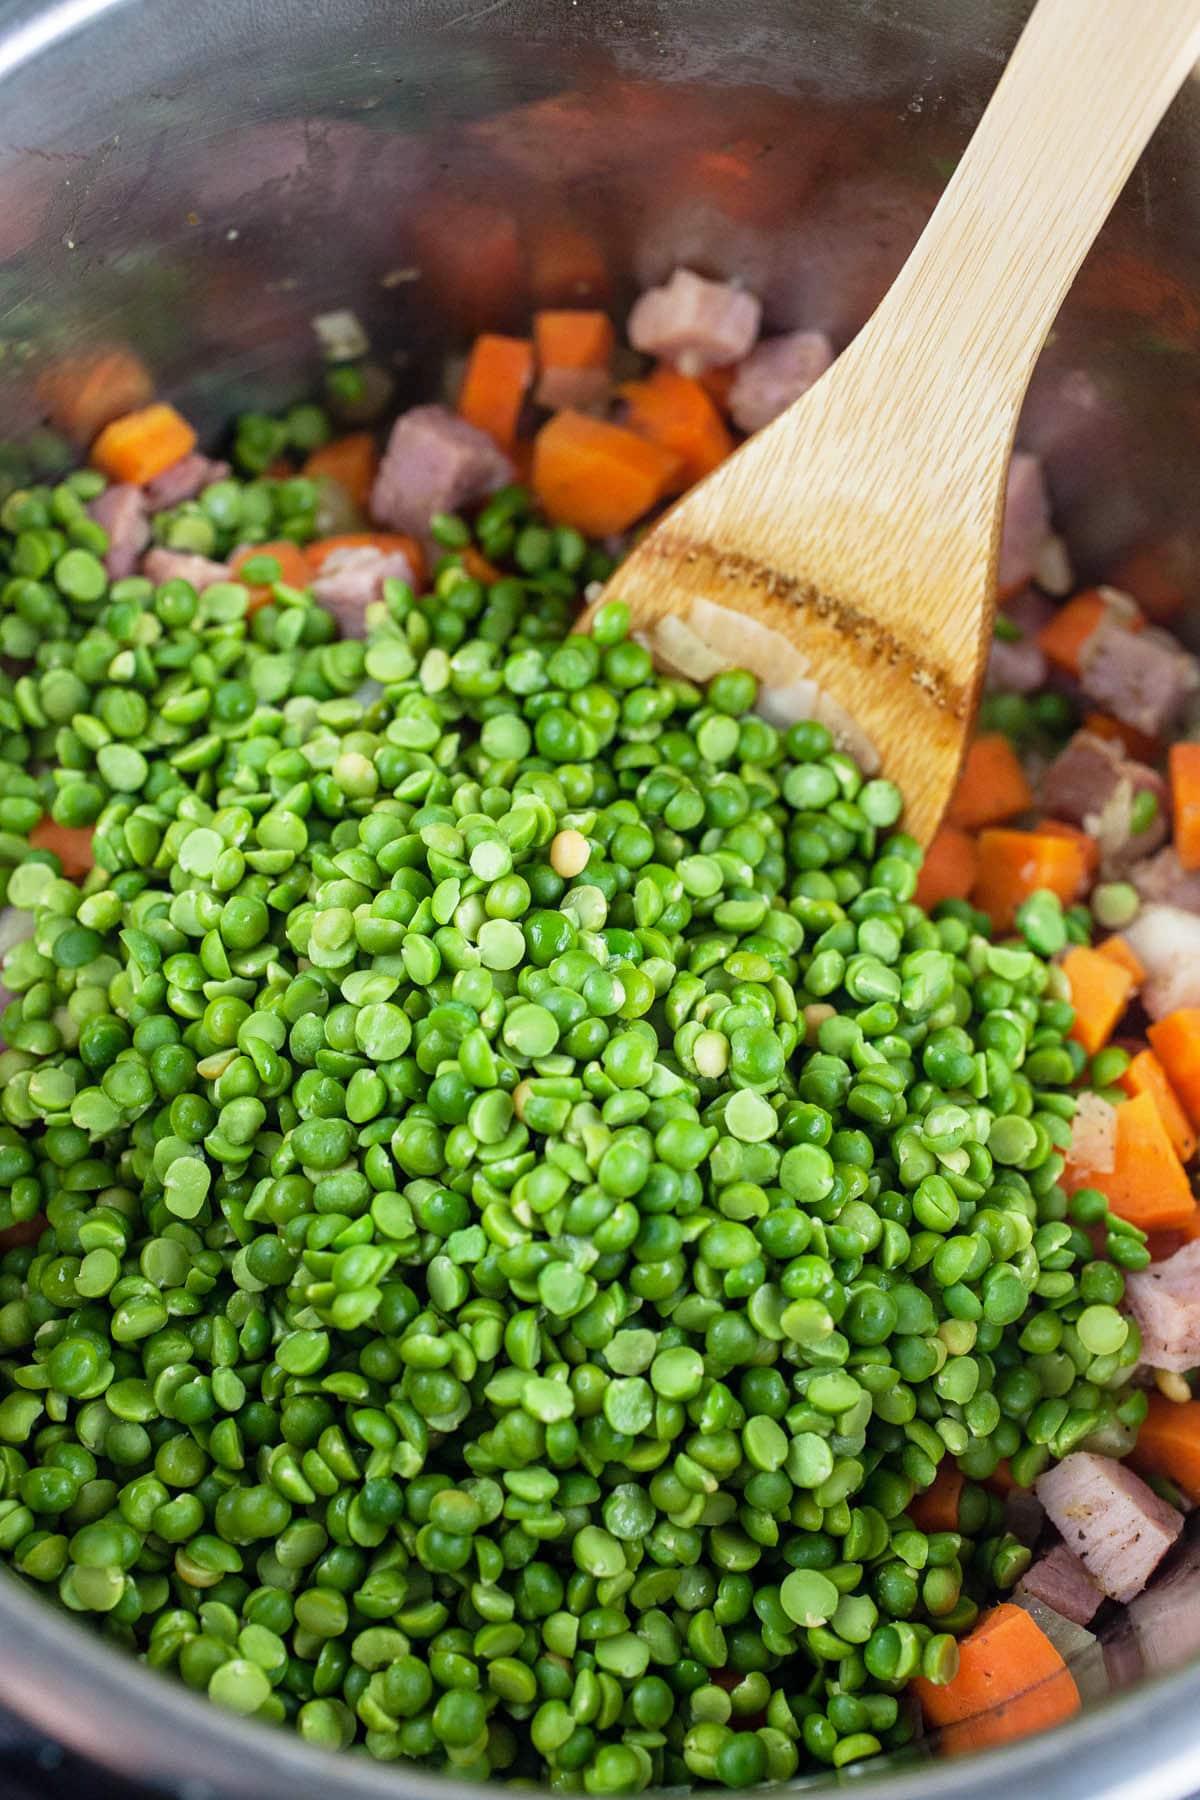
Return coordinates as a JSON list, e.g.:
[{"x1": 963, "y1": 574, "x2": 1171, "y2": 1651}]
[
  {"x1": 1015, "y1": 1595, "x2": 1110, "y2": 1705},
  {"x1": 1124, "y1": 905, "x2": 1200, "y2": 1017},
  {"x1": 313, "y1": 308, "x2": 369, "y2": 362},
  {"x1": 647, "y1": 615, "x2": 727, "y2": 682},
  {"x1": 1035, "y1": 533, "x2": 1074, "y2": 596},
  {"x1": 1069, "y1": 1091, "x2": 1117, "y2": 1174},
  {"x1": 649, "y1": 598, "x2": 883, "y2": 766}
]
